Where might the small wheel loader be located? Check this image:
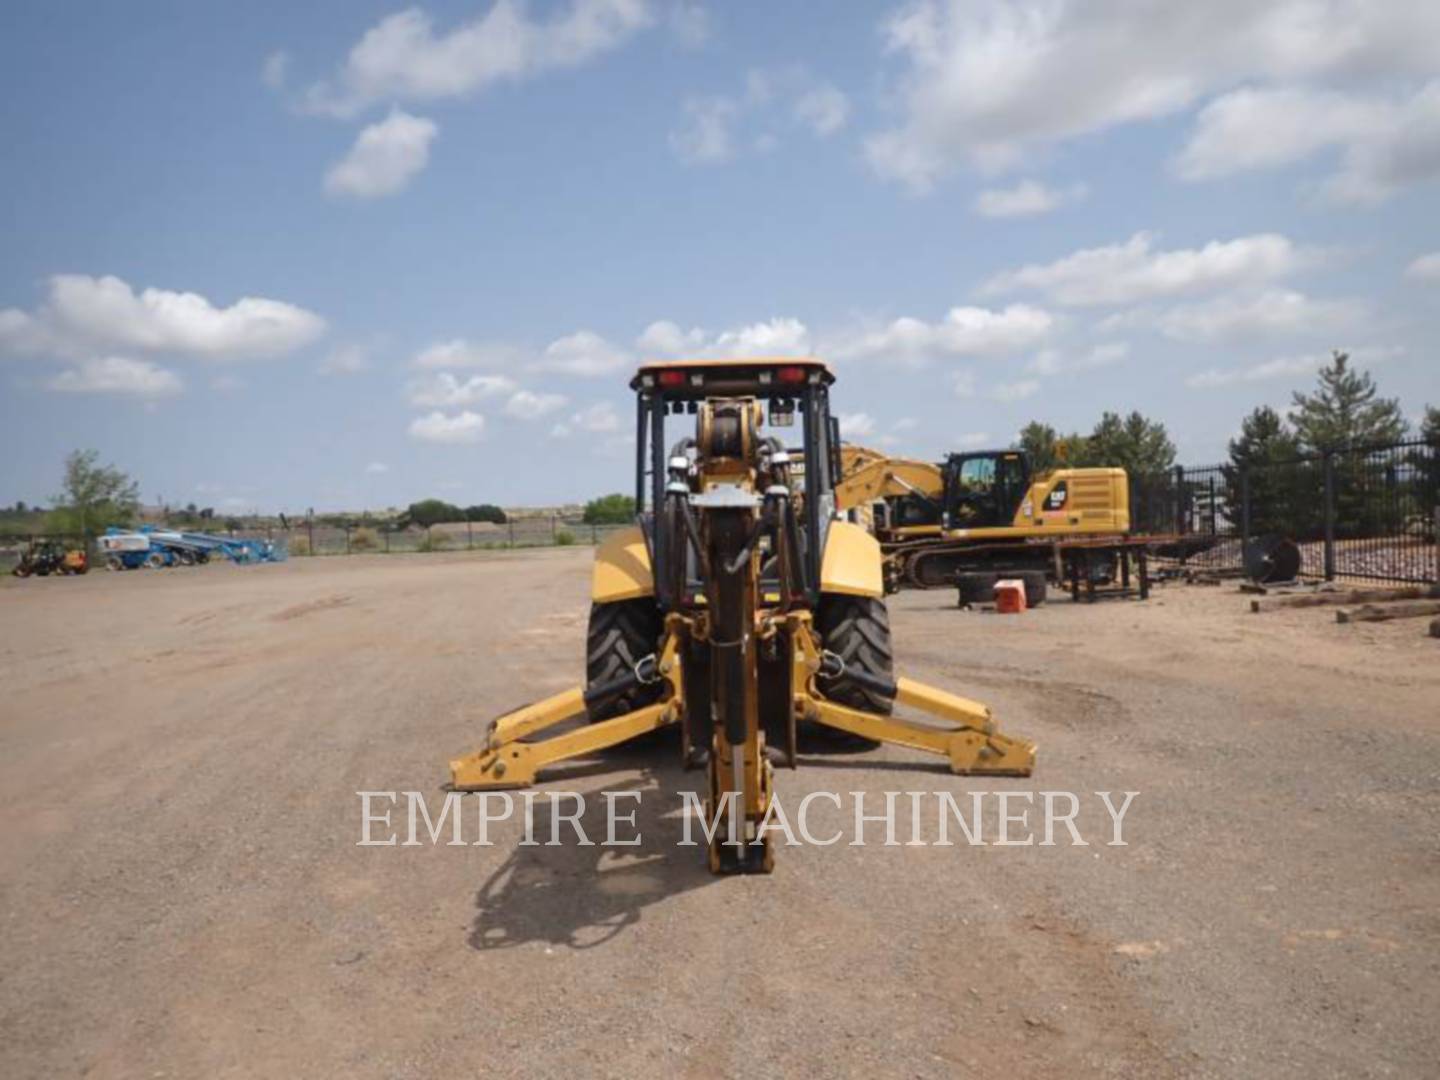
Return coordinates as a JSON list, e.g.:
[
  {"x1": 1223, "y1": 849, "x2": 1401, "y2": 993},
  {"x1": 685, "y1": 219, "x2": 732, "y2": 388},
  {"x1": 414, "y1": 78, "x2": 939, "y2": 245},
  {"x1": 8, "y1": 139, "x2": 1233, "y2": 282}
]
[{"x1": 450, "y1": 358, "x2": 1036, "y2": 873}]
